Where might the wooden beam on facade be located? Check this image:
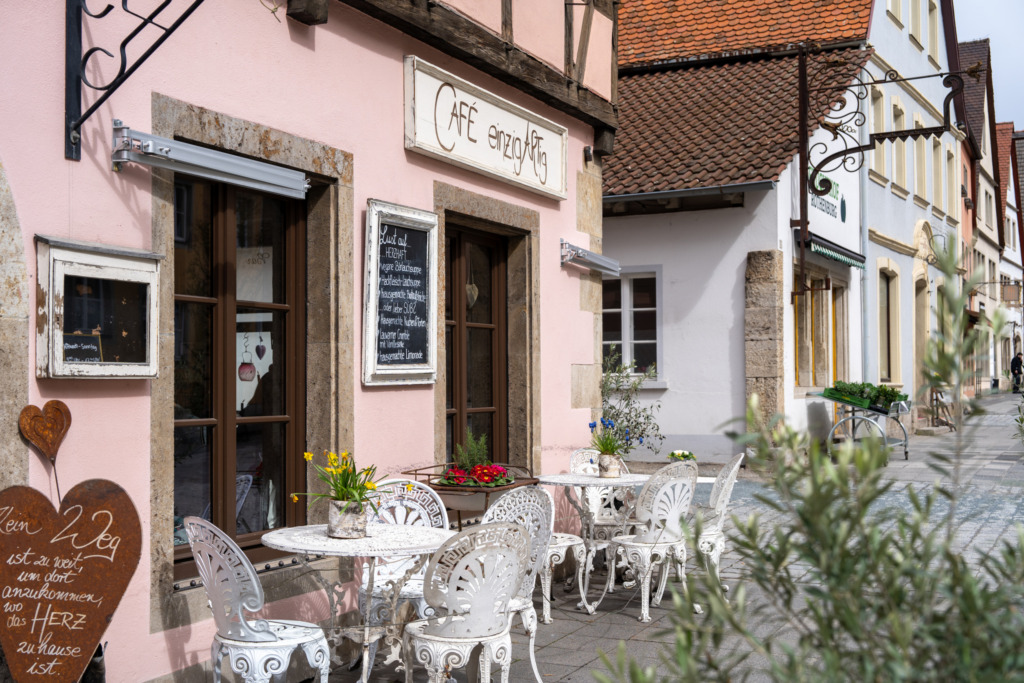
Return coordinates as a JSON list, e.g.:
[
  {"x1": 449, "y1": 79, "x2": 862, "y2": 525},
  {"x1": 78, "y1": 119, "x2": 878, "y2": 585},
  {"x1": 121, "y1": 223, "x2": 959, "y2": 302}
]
[
  {"x1": 336, "y1": 0, "x2": 617, "y2": 133},
  {"x1": 288, "y1": 0, "x2": 329, "y2": 25}
]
